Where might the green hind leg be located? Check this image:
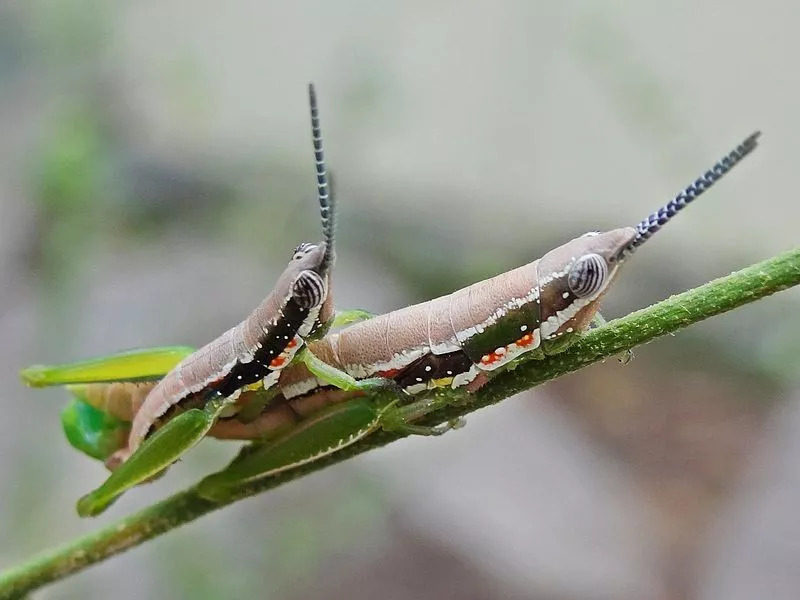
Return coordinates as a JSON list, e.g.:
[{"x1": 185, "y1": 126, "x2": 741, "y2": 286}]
[
  {"x1": 379, "y1": 396, "x2": 467, "y2": 436},
  {"x1": 61, "y1": 399, "x2": 130, "y2": 461},
  {"x1": 195, "y1": 391, "x2": 465, "y2": 502},
  {"x1": 22, "y1": 345, "x2": 198, "y2": 467},
  {"x1": 298, "y1": 349, "x2": 462, "y2": 435},
  {"x1": 76, "y1": 393, "x2": 235, "y2": 517},
  {"x1": 20, "y1": 346, "x2": 195, "y2": 387},
  {"x1": 195, "y1": 390, "x2": 460, "y2": 501},
  {"x1": 196, "y1": 398, "x2": 389, "y2": 500},
  {"x1": 383, "y1": 418, "x2": 466, "y2": 436},
  {"x1": 331, "y1": 309, "x2": 375, "y2": 328},
  {"x1": 297, "y1": 348, "x2": 399, "y2": 394}
]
